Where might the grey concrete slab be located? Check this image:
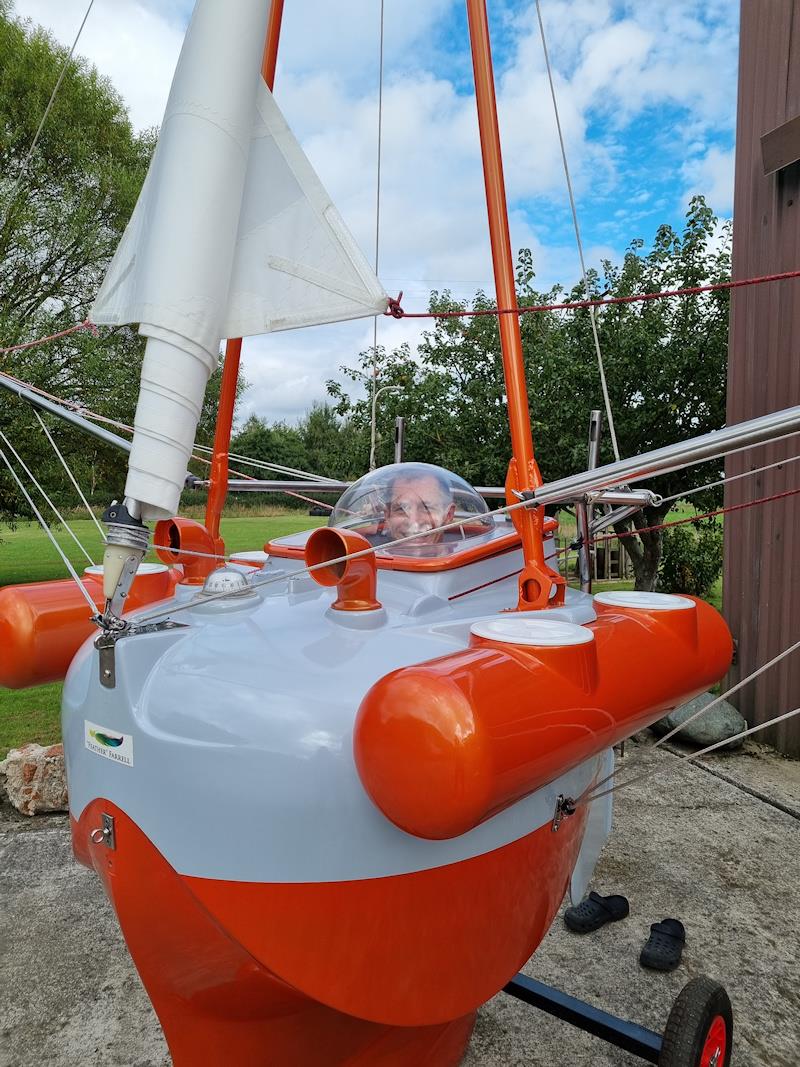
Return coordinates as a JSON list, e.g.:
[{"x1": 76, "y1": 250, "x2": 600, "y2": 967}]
[{"x1": 1, "y1": 738, "x2": 798, "y2": 1066}]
